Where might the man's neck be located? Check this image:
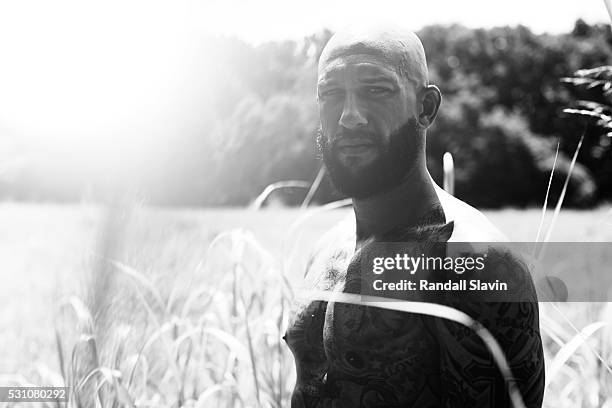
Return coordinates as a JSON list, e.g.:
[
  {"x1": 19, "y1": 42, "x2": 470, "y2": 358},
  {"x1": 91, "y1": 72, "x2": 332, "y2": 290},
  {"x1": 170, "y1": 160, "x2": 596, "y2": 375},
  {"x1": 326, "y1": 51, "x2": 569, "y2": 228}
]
[{"x1": 352, "y1": 167, "x2": 441, "y2": 240}]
